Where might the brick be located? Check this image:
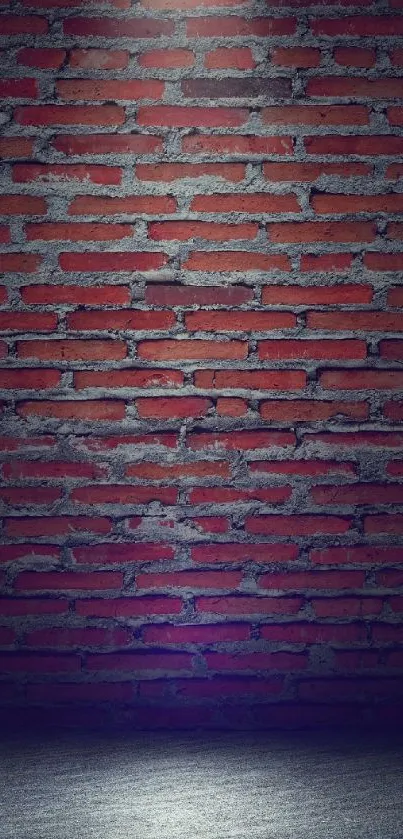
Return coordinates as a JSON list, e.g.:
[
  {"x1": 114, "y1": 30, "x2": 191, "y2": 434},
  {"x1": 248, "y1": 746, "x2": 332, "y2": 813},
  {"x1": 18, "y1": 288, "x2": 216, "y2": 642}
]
[
  {"x1": 137, "y1": 106, "x2": 248, "y2": 128},
  {"x1": 59, "y1": 252, "x2": 167, "y2": 272},
  {"x1": 69, "y1": 49, "x2": 129, "y2": 70},
  {"x1": 63, "y1": 17, "x2": 174, "y2": 38},
  {"x1": 183, "y1": 252, "x2": 290, "y2": 272},
  {"x1": 149, "y1": 221, "x2": 258, "y2": 241},
  {"x1": 0, "y1": 598, "x2": 68, "y2": 616},
  {"x1": 307, "y1": 78, "x2": 403, "y2": 98},
  {"x1": 15, "y1": 571, "x2": 123, "y2": 591},
  {"x1": 320, "y1": 370, "x2": 403, "y2": 390},
  {"x1": 144, "y1": 285, "x2": 253, "y2": 307},
  {"x1": 15, "y1": 106, "x2": 124, "y2": 126},
  {"x1": 17, "y1": 47, "x2": 66, "y2": 69},
  {"x1": 53, "y1": 134, "x2": 163, "y2": 155},
  {"x1": 0, "y1": 312, "x2": 56, "y2": 331},
  {"x1": 312, "y1": 483, "x2": 403, "y2": 506},
  {"x1": 17, "y1": 401, "x2": 126, "y2": 421},
  {"x1": 196, "y1": 596, "x2": 302, "y2": 616},
  {"x1": 263, "y1": 105, "x2": 368, "y2": 126},
  {"x1": 260, "y1": 401, "x2": 368, "y2": 422},
  {"x1": 25, "y1": 628, "x2": 130, "y2": 648},
  {"x1": 388, "y1": 288, "x2": 403, "y2": 307},
  {"x1": 189, "y1": 487, "x2": 291, "y2": 504},
  {"x1": 271, "y1": 48, "x2": 320, "y2": 68},
  {"x1": 187, "y1": 17, "x2": 296, "y2": 37},
  {"x1": 334, "y1": 47, "x2": 376, "y2": 68},
  {"x1": 300, "y1": 254, "x2": 353, "y2": 272},
  {"x1": 0, "y1": 195, "x2": 46, "y2": 215},
  {"x1": 0, "y1": 15, "x2": 48, "y2": 34},
  {"x1": 182, "y1": 78, "x2": 291, "y2": 99},
  {"x1": 262, "y1": 284, "x2": 372, "y2": 305},
  {"x1": 4, "y1": 516, "x2": 112, "y2": 537},
  {"x1": 246, "y1": 515, "x2": 351, "y2": 536},
  {"x1": 194, "y1": 370, "x2": 305, "y2": 389},
  {"x1": 137, "y1": 163, "x2": 245, "y2": 182},
  {"x1": 187, "y1": 431, "x2": 296, "y2": 450},
  {"x1": 311, "y1": 546, "x2": 403, "y2": 566},
  {"x1": 305, "y1": 136, "x2": 403, "y2": 156},
  {"x1": 0, "y1": 138, "x2": 34, "y2": 159},
  {"x1": 72, "y1": 485, "x2": 177, "y2": 505},
  {"x1": 364, "y1": 253, "x2": 403, "y2": 271},
  {"x1": 261, "y1": 623, "x2": 365, "y2": 643},
  {"x1": 250, "y1": 460, "x2": 356, "y2": 477},
  {"x1": 142, "y1": 0, "x2": 248, "y2": 6},
  {"x1": 308, "y1": 312, "x2": 403, "y2": 331},
  {"x1": 263, "y1": 162, "x2": 371, "y2": 181},
  {"x1": 0, "y1": 369, "x2": 60, "y2": 389},
  {"x1": 17, "y1": 340, "x2": 127, "y2": 362},
  {"x1": 21, "y1": 285, "x2": 130, "y2": 306},
  {"x1": 312, "y1": 193, "x2": 403, "y2": 214},
  {"x1": 57, "y1": 79, "x2": 164, "y2": 101},
  {"x1": 380, "y1": 341, "x2": 403, "y2": 361},
  {"x1": 139, "y1": 49, "x2": 194, "y2": 68},
  {"x1": 76, "y1": 599, "x2": 183, "y2": 618},
  {"x1": 126, "y1": 461, "x2": 229, "y2": 480},
  {"x1": 268, "y1": 222, "x2": 376, "y2": 244},
  {"x1": 258, "y1": 340, "x2": 366, "y2": 360},
  {"x1": 190, "y1": 194, "x2": 300, "y2": 213},
  {"x1": 13, "y1": 163, "x2": 121, "y2": 185},
  {"x1": 26, "y1": 223, "x2": 132, "y2": 241},
  {"x1": 191, "y1": 544, "x2": 297, "y2": 563},
  {"x1": 72, "y1": 543, "x2": 174, "y2": 564},
  {"x1": 3, "y1": 461, "x2": 99, "y2": 480},
  {"x1": 136, "y1": 397, "x2": 213, "y2": 419},
  {"x1": 182, "y1": 135, "x2": 293, "y2": 155},
  {"x1": 138, "y1": 340, "x2": 246, "y2": 361},
  {"x1": 0, "y1": 487, "x2": 61, "y2": 505},
  {"x1": 0, "y1": 79, "x2": 38, "y2": 99},
  {"x1": 0, "y1": 655, "x2": 80, "y2": 673},
  {"x1": 365, "y1": 515, "x2": 403, "y2": 534},
  {"x1": 205, "y1": 47, "x2": 254, "y2": 70},
  {"x1": 311, "y1": 16, "x2": 403, "y2": 37},
  {"x1": 216, "y1": 399, "x2": 248, "y2": 416},
  {"x1": 203, "y1": 651, "x2": 307, "y2": 671},
  {"x1": 305, "y1": 432, "x2": 403, "y2": 448},
  {"x1": 67, "y1": 310, "x2": 174, "y2": 331},
  {"x1": 75, "y1": 369, "x2": 183, "y2": 389},
  {"x1": 143, "y1": 623, "x2": 249, "y2": 643},
  {"x1": 186, "y1": 311, "x2": 295, "y2": 331},
  {"x1": 259, "y1": 570, "x2": 364, "y2": 590},
  {"x1": 70, "y1": 196, "x2": 176, "y2": 215}
]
